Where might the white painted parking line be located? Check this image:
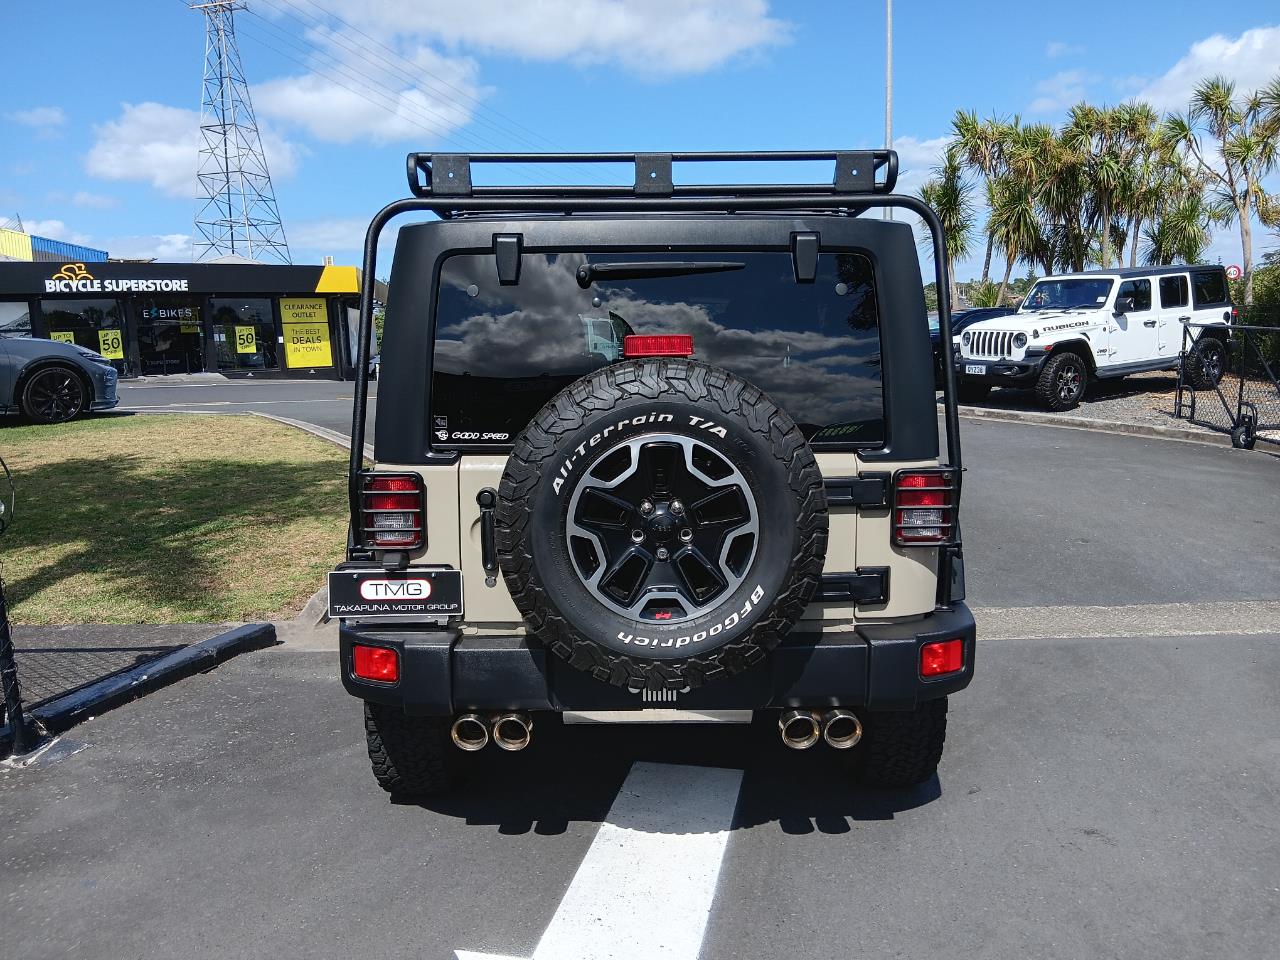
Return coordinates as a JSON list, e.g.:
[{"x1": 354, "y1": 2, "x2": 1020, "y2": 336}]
[
  {"x1": 119, "y1": 398, "x2": 355, "y2": 409},
  {"x1": 974, "y1": 599, "x2": 1280, "y2": 641},
  {"x1": 455, "y1": 761, "x2": 743, "y2": 960}
]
